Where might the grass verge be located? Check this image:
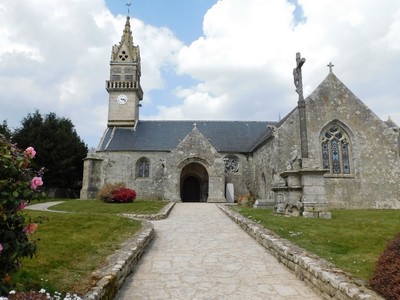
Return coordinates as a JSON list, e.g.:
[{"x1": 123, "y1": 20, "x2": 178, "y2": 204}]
[
  {"x1": 233, "y1": 207, "x2": 400, "y2": 282},
  {"x1": 50, "y1": 199, "x2": 168, "y2": 214},
  {"x1": 12, "y1": 199, "x2": 168, "y2": 295}
]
